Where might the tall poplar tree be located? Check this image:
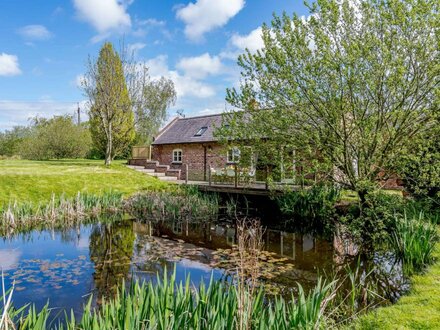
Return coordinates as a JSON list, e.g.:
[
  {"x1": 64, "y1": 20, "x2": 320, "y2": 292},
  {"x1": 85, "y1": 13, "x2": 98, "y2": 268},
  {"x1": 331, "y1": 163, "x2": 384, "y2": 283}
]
[{"x1": 83, "y1": 42, "x2": 135, "y2": 165}]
